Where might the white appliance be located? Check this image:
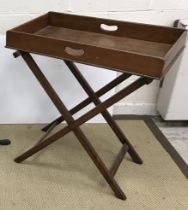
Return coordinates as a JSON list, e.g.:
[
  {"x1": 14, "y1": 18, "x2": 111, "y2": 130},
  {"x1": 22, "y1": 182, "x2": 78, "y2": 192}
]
[{"x1": 157, "y1": 20, "x2": 188, "y2": 120}]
